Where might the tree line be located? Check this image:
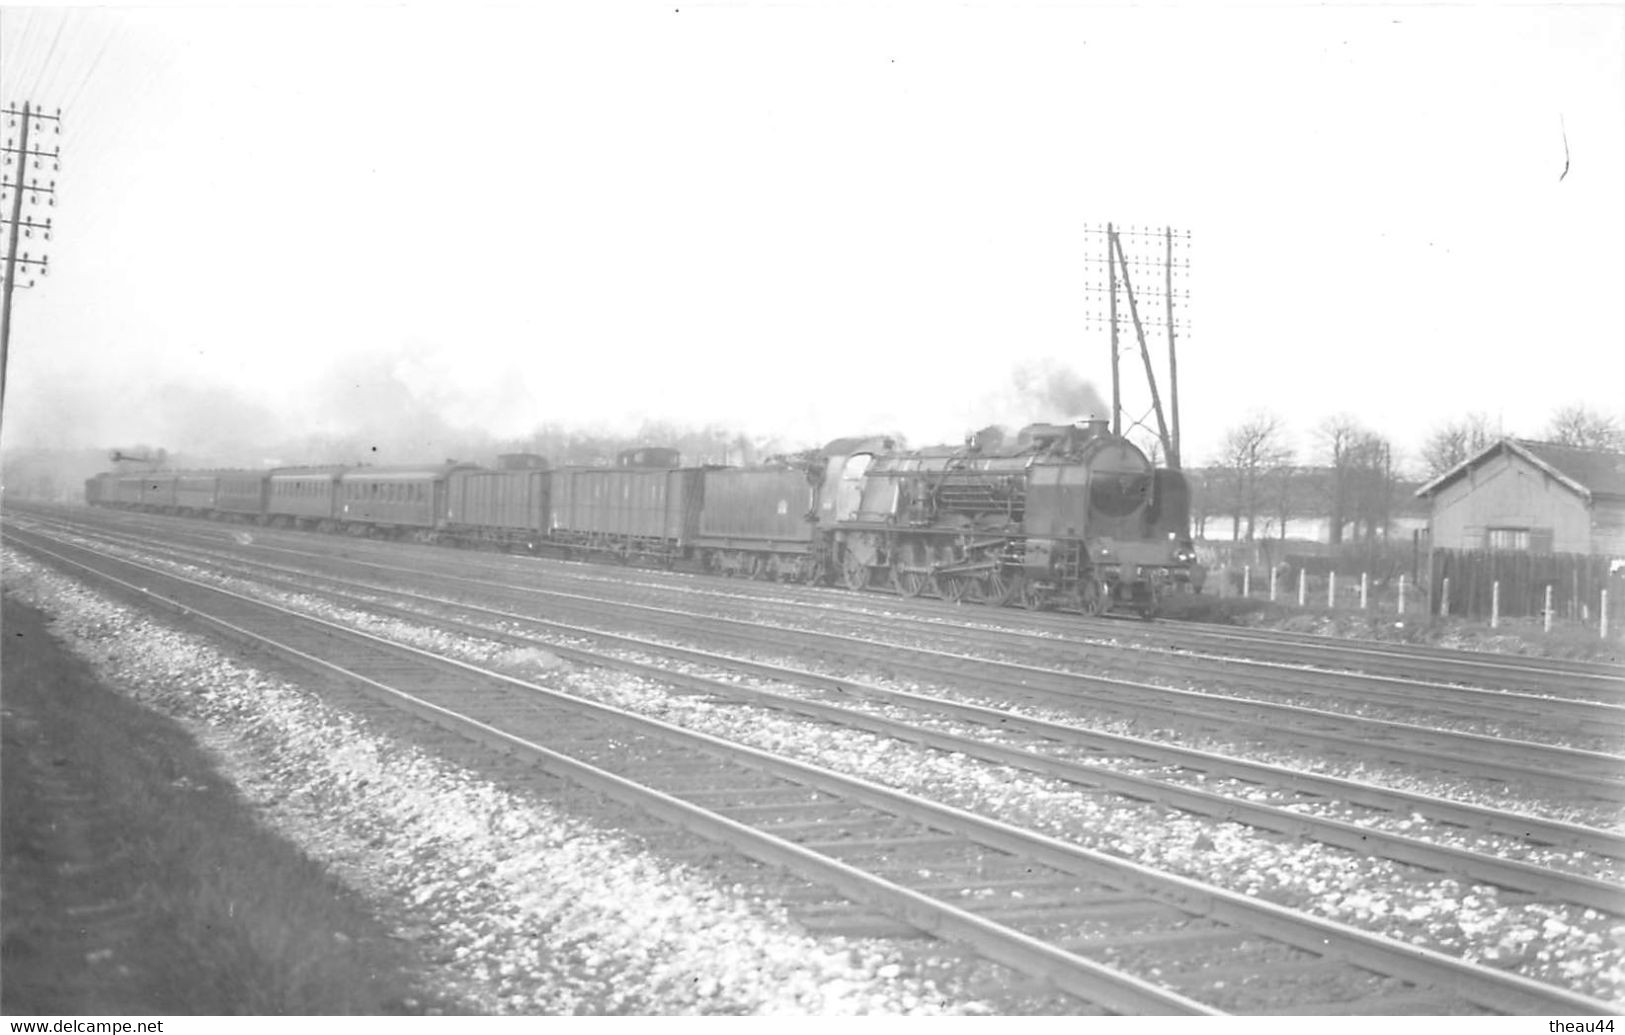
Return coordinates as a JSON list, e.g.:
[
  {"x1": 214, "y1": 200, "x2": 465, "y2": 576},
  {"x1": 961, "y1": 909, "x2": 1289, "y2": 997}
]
[{"x1": 1199, "y1": 403, "x2": 1624, "y2": 545}]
